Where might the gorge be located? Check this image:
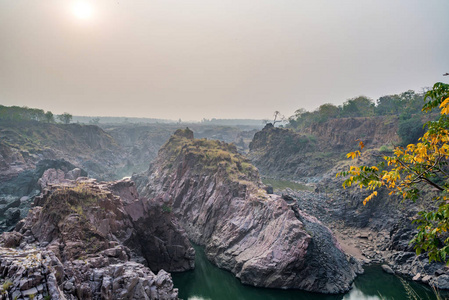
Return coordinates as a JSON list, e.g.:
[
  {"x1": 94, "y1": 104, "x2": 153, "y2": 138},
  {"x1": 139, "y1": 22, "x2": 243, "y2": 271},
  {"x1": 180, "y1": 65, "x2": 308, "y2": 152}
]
[{"x1": 1, "y1": 111, "x2": 449, "y2": 299}]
